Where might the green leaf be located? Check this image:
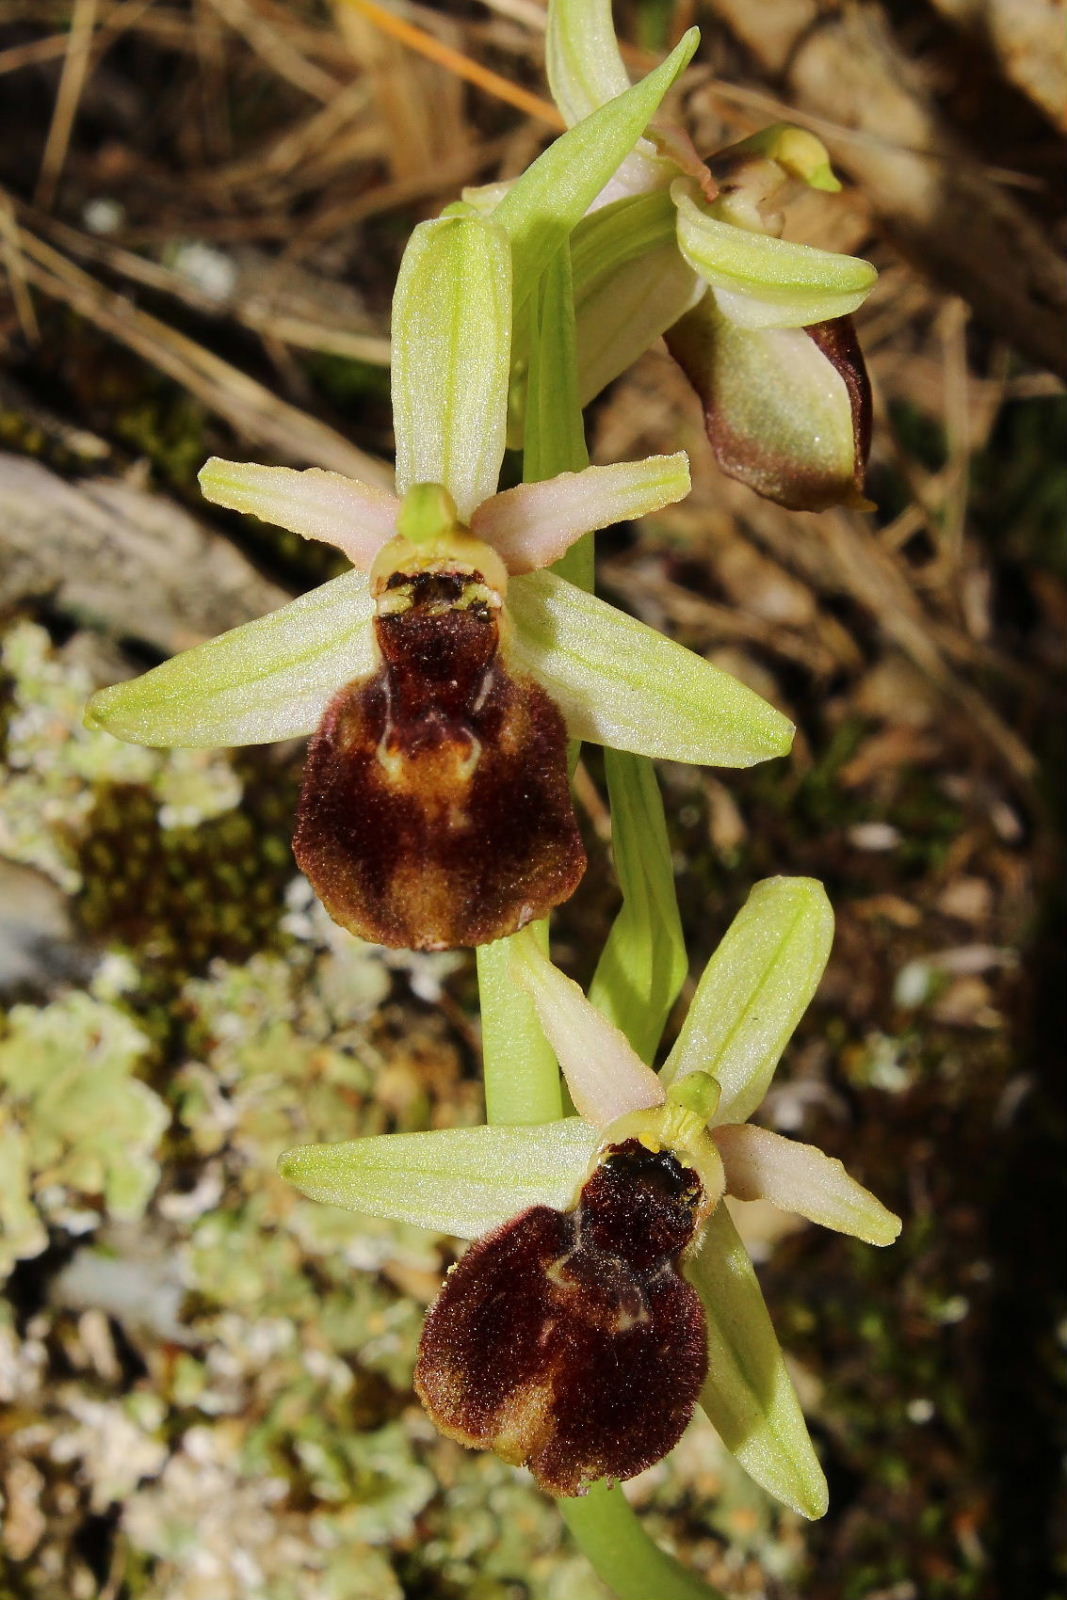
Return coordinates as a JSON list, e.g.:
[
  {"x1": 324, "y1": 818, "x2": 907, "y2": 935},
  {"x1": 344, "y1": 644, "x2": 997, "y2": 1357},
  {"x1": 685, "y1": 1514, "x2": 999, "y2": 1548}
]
[
  {"x1": 545, "y1": 0, "x2": 632, "y2": 125},
  {"x1": 673, "y1": 182, "x2": 877, "y2": 328},
  {"x1": 391, "y1": 213, "x2": 512, "y2": 519},
  {"x1": 660, "y1": 878, "x2": 833, "y2": 1124},
  {"x1": 495, "y1": 29, "x2": 699, "y2": 316},
  {"x1": 690, "y1": 1206, "x2": 828, "y2": 1518},
  {"x1": 85, "y1": 569, "x2": 375, "y2": 748},
  {"x1": 588, "y1": 750, "x2": 687, "y2": 1063},
  {"x1": 279, "y1": 1120, "x2": 598, "y2": 1238},
  {"x1": 507, "y1": 568, "x2": 794, "y2": 767}
]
